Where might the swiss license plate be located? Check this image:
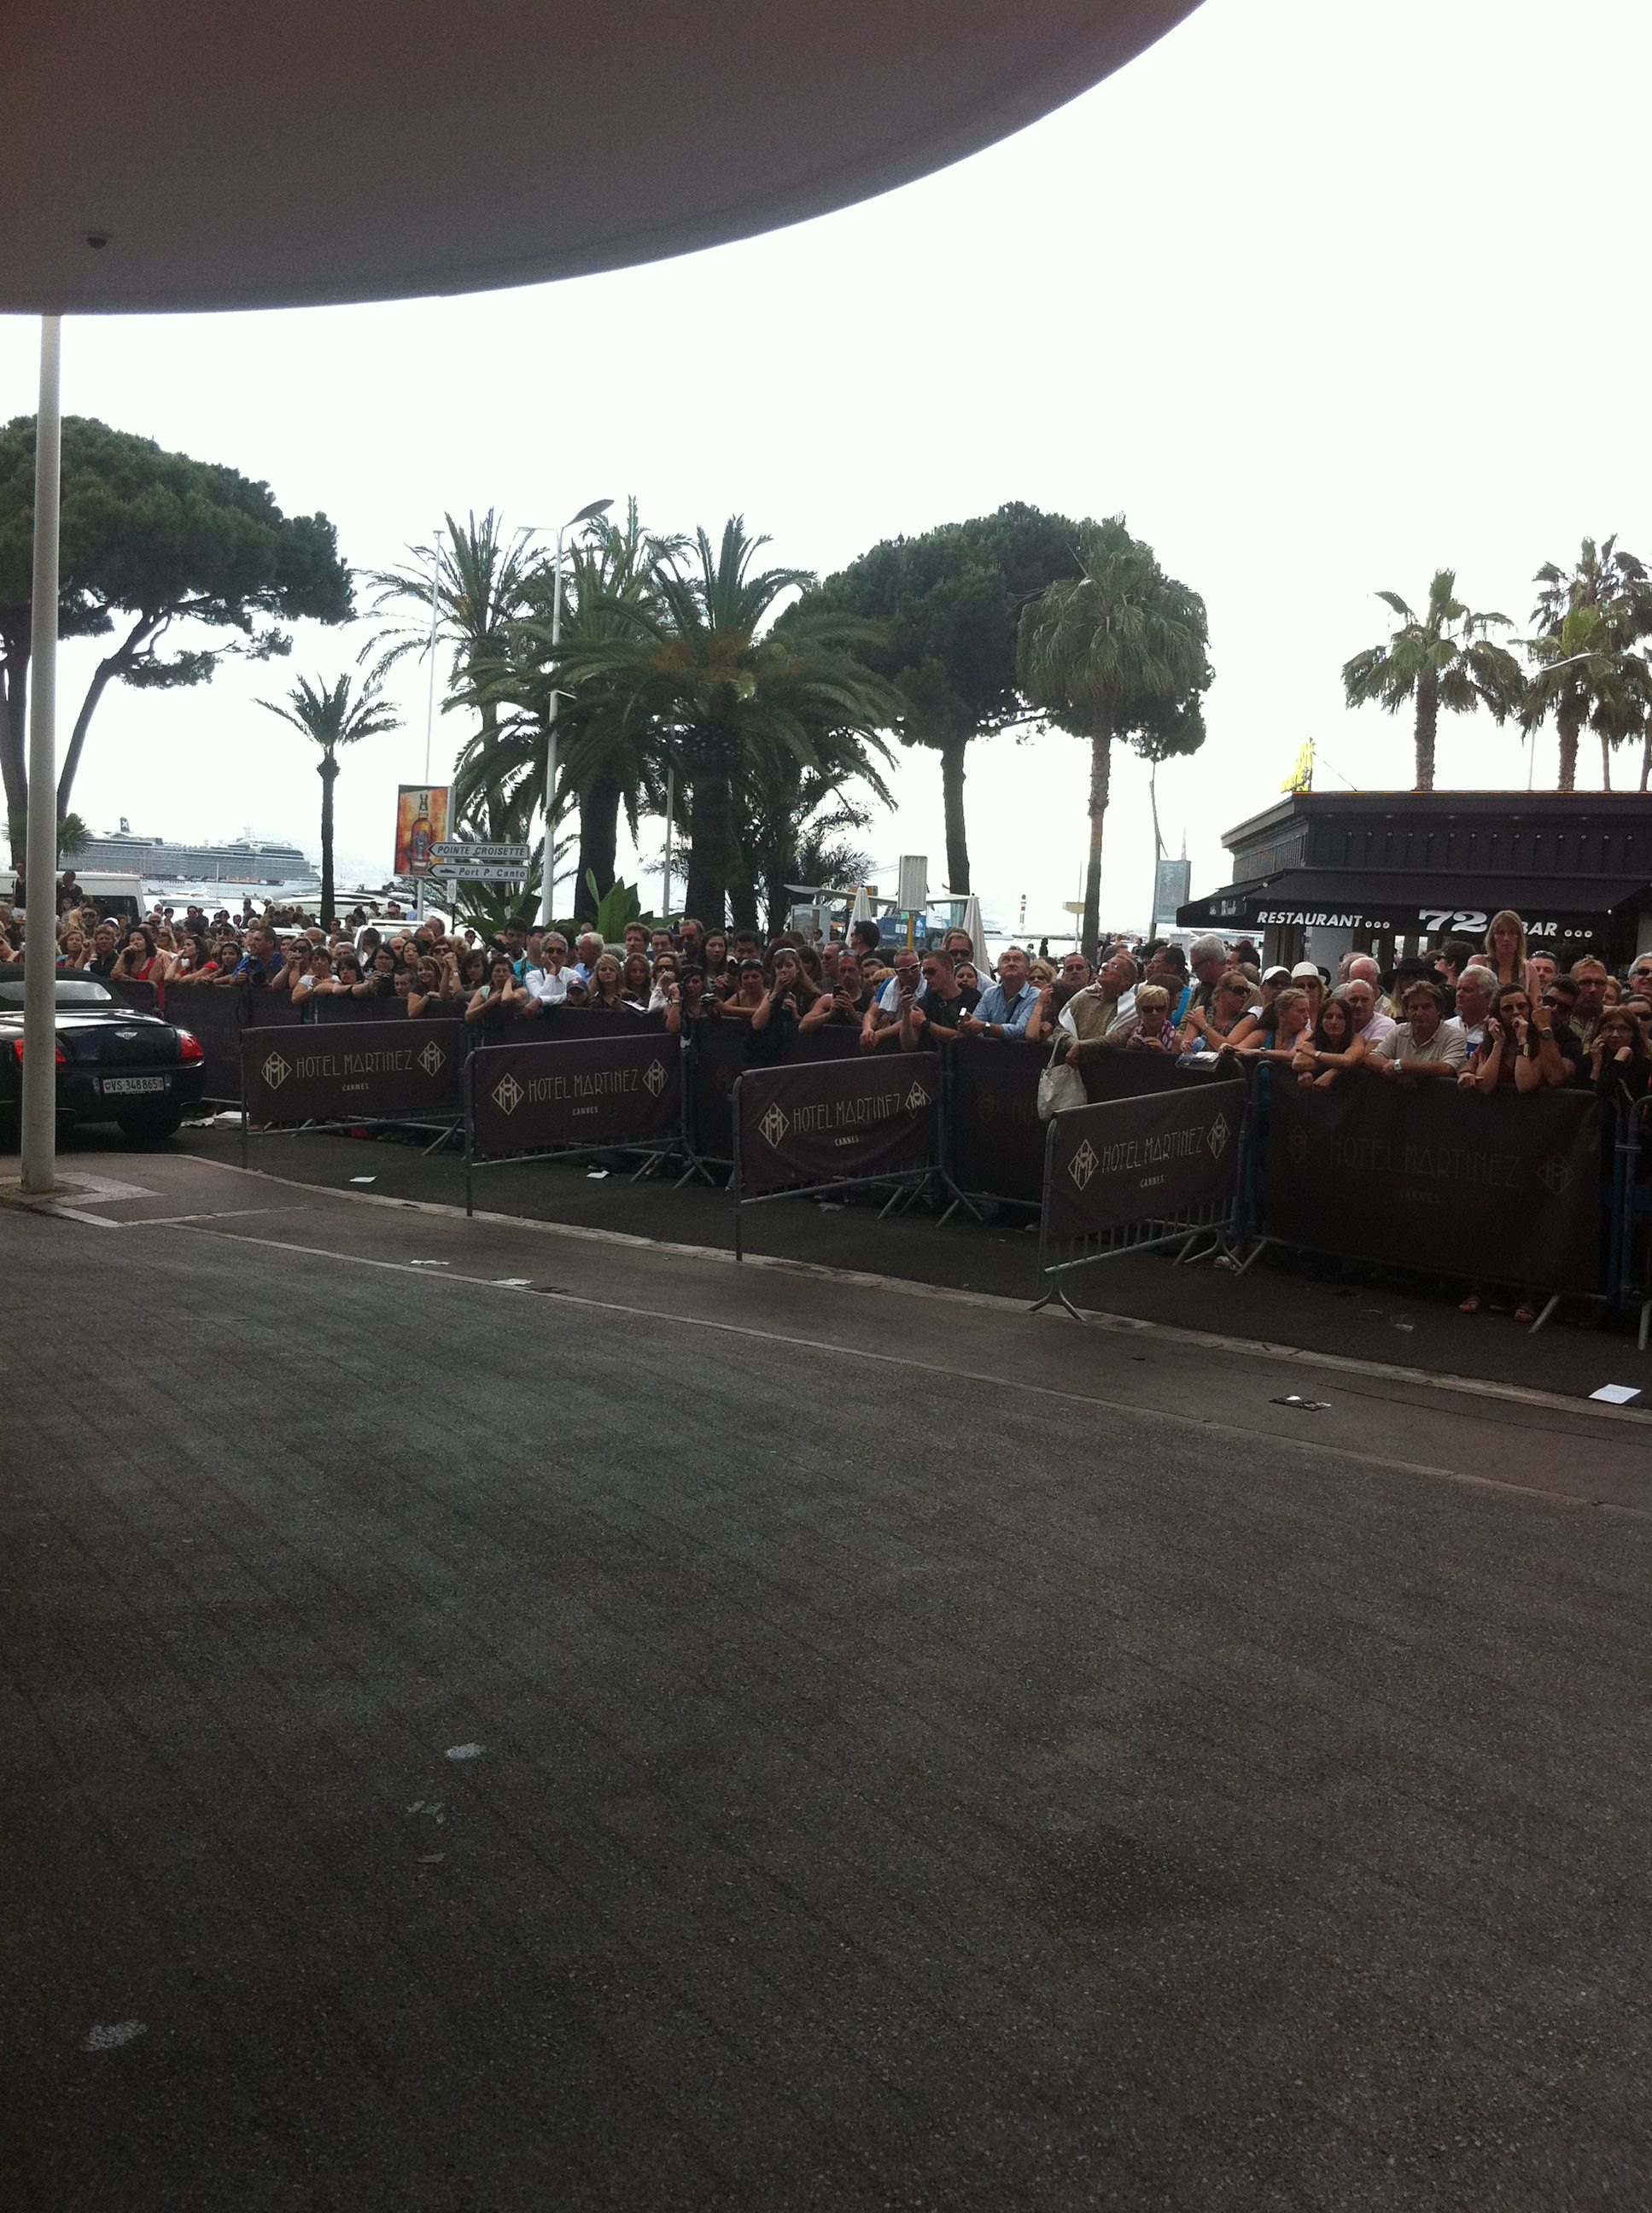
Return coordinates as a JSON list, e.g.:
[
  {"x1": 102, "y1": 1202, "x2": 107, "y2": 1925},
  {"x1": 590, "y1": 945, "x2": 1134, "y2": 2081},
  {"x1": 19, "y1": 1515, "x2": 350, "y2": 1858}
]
[{"x1": 100, "y1": 1075, "x2": 168, "y2": 1095}]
